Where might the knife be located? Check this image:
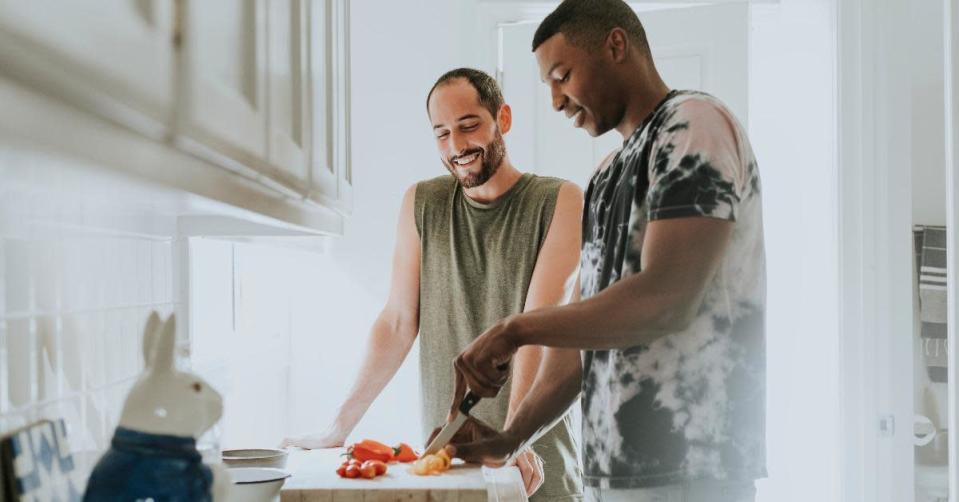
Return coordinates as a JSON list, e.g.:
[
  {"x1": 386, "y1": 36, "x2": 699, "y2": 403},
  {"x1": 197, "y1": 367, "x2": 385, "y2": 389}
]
[
  {"x1": 423, "y1": 362, "x2": 510, "y2": 458},
  {"x1": 421, "y1": 391, "x2": 482, "y2": 457}
]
